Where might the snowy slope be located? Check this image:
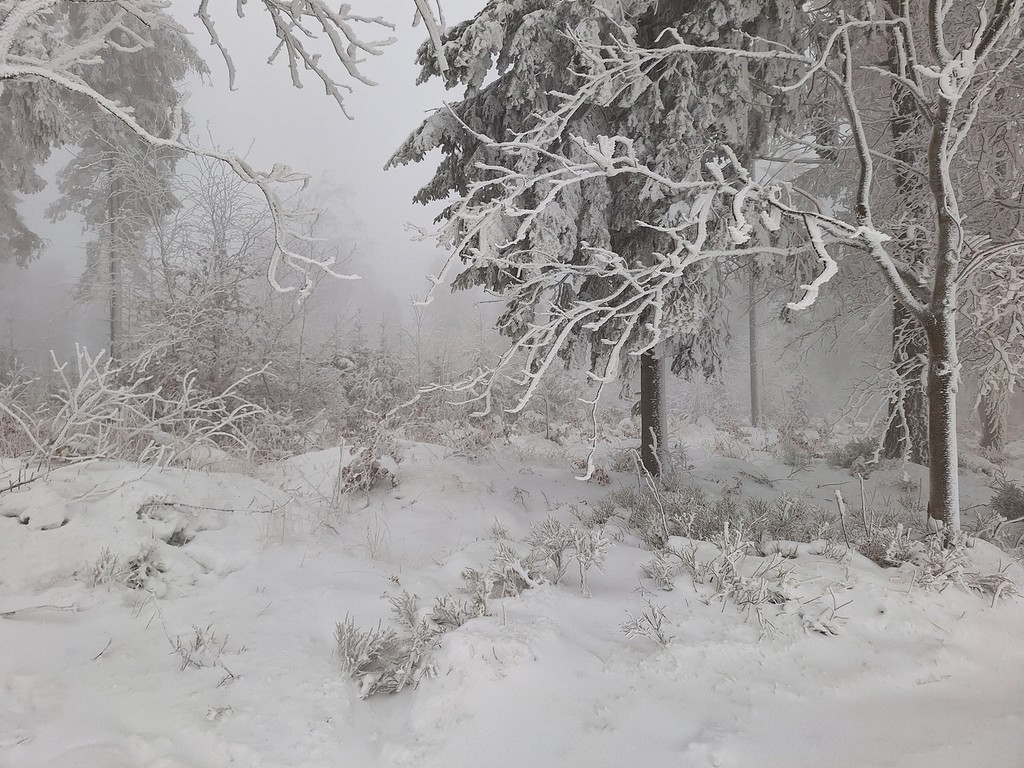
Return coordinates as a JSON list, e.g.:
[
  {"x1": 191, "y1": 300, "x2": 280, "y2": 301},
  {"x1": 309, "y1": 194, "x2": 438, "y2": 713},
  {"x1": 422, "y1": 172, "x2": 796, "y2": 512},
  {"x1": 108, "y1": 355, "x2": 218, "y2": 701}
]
[{"x1": 1, "y1": 438, "x2": 1023, "y2": 768}]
